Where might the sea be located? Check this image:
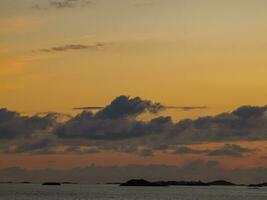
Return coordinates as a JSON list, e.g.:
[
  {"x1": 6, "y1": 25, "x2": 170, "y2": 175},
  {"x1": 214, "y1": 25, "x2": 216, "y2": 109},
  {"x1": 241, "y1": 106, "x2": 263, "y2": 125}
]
[{"x1": 0, "y1": 184, "x2": 267, "y2": 200}]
